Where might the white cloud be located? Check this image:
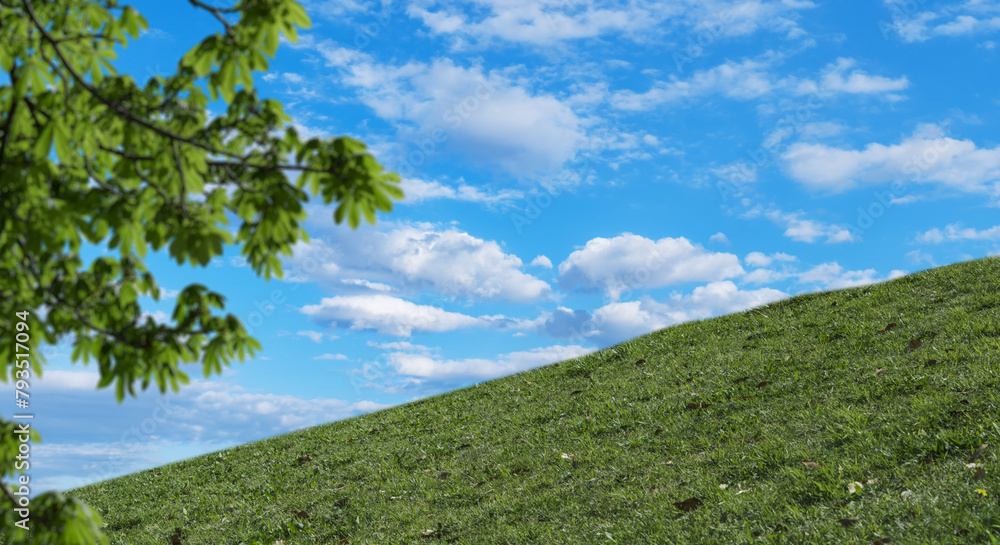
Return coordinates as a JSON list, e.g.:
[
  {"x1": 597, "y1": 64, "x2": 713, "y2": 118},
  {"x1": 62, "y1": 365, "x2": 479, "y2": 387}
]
[
  {"x1": 297, "y1": 330, "x2": 327, "y2": 343},
  {"x1": 405, "y1": 0, "x2": 815, "y2": 48},
  {"x1": 881, "y1": 1, "x2": 1000, "y2": 42},
  {"x1": 743, "y1": 206, "x2": 858, "y2": 243},
  {"x1": 709, "y1": 232, "x2": 731, "y2": 245},
  {"x1": 286, "y1": 222, "x2": 553, "y2": 303},
  {"x1": 317, "y1": 45, "x2": 586, "y2": 176},
  {"x1": 141, "y1": 310, "x2": 171, "y2": 325},
  {"x1": 742, "y1": 267, "x2": 790, "y2": 284},
  {"x1": 781, "y1": 123, "x2": 1000, "y2": 195},
  {"x1": 906, "y1": 249, "x2": 936, "y2": 266},
  {"x1": 33, "y1": 370, "x2": 100, "y2": 390},
  {"x1": 686, "y1": 0, "x2": 817, "y2": 39},
  {"x1": 612, "y1": 56, "x2": 905, "y2": 111},
  {"x1": 917, "y1": 222, "x2": 1000, "y2": 243},
  {"x1": 382, "y1": 344, "x2": 596, "y2": 381},
  {"x1": 300, "y1": 294, "x2": 528, "y2": 337},
  {"x1": 158, "y1": 287, "x2": 180, "y2": 299},
  {"x1": 300, "y1": 0, "x2": 371, "y2": 18},
  {"x1": 301, "y1": 295, "x2": 481, "y2": 336},
  {"x1": 916, "y1": 228, "x2": 944, "y2": 244},
  {"x1": 530, "y1": 255, "x2": 553, "y2": 268},
  {"x1": 558, "y1": 233, "x2": 744, "y2": 300},
  {"x1": 313, "y1": 353, "x2": 349, "y2": 360},
  {"x1": 367, "y1": 341, "x2": 433, "y2": 352},
  {"x1": 400, "y1": 177, "x2": 524, "y2": 204},
  {"x1": 8, "y1": 376, "x2": 393, "y2": 492},
  {"x1": 341, "y1": 279, "x2": 393, "y2": 292},
  {"x1": 610, "y1": 57, "x2": 783, "y2": 111},
  {"x1": 541, "y1": 281, "x2": 788, "y2": 346},
  {"x1": 745, "y1": 251, "x2": 773, "y2": 267},
  {"x1": 741, "y1": 252, "x2": 797, "y2": 282},
  {"x1": 794, "y1": 57, "x2": 908, "y2": 98},
  {"x1": 406, "y1": 0, "x2": 676, "y2": 47},
  {"x1": 798, "y1": 121, "x2": 848, "y2": 139},
  {"x1": 795, "y1": 262, "x2": 897, "y2": 290}
]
